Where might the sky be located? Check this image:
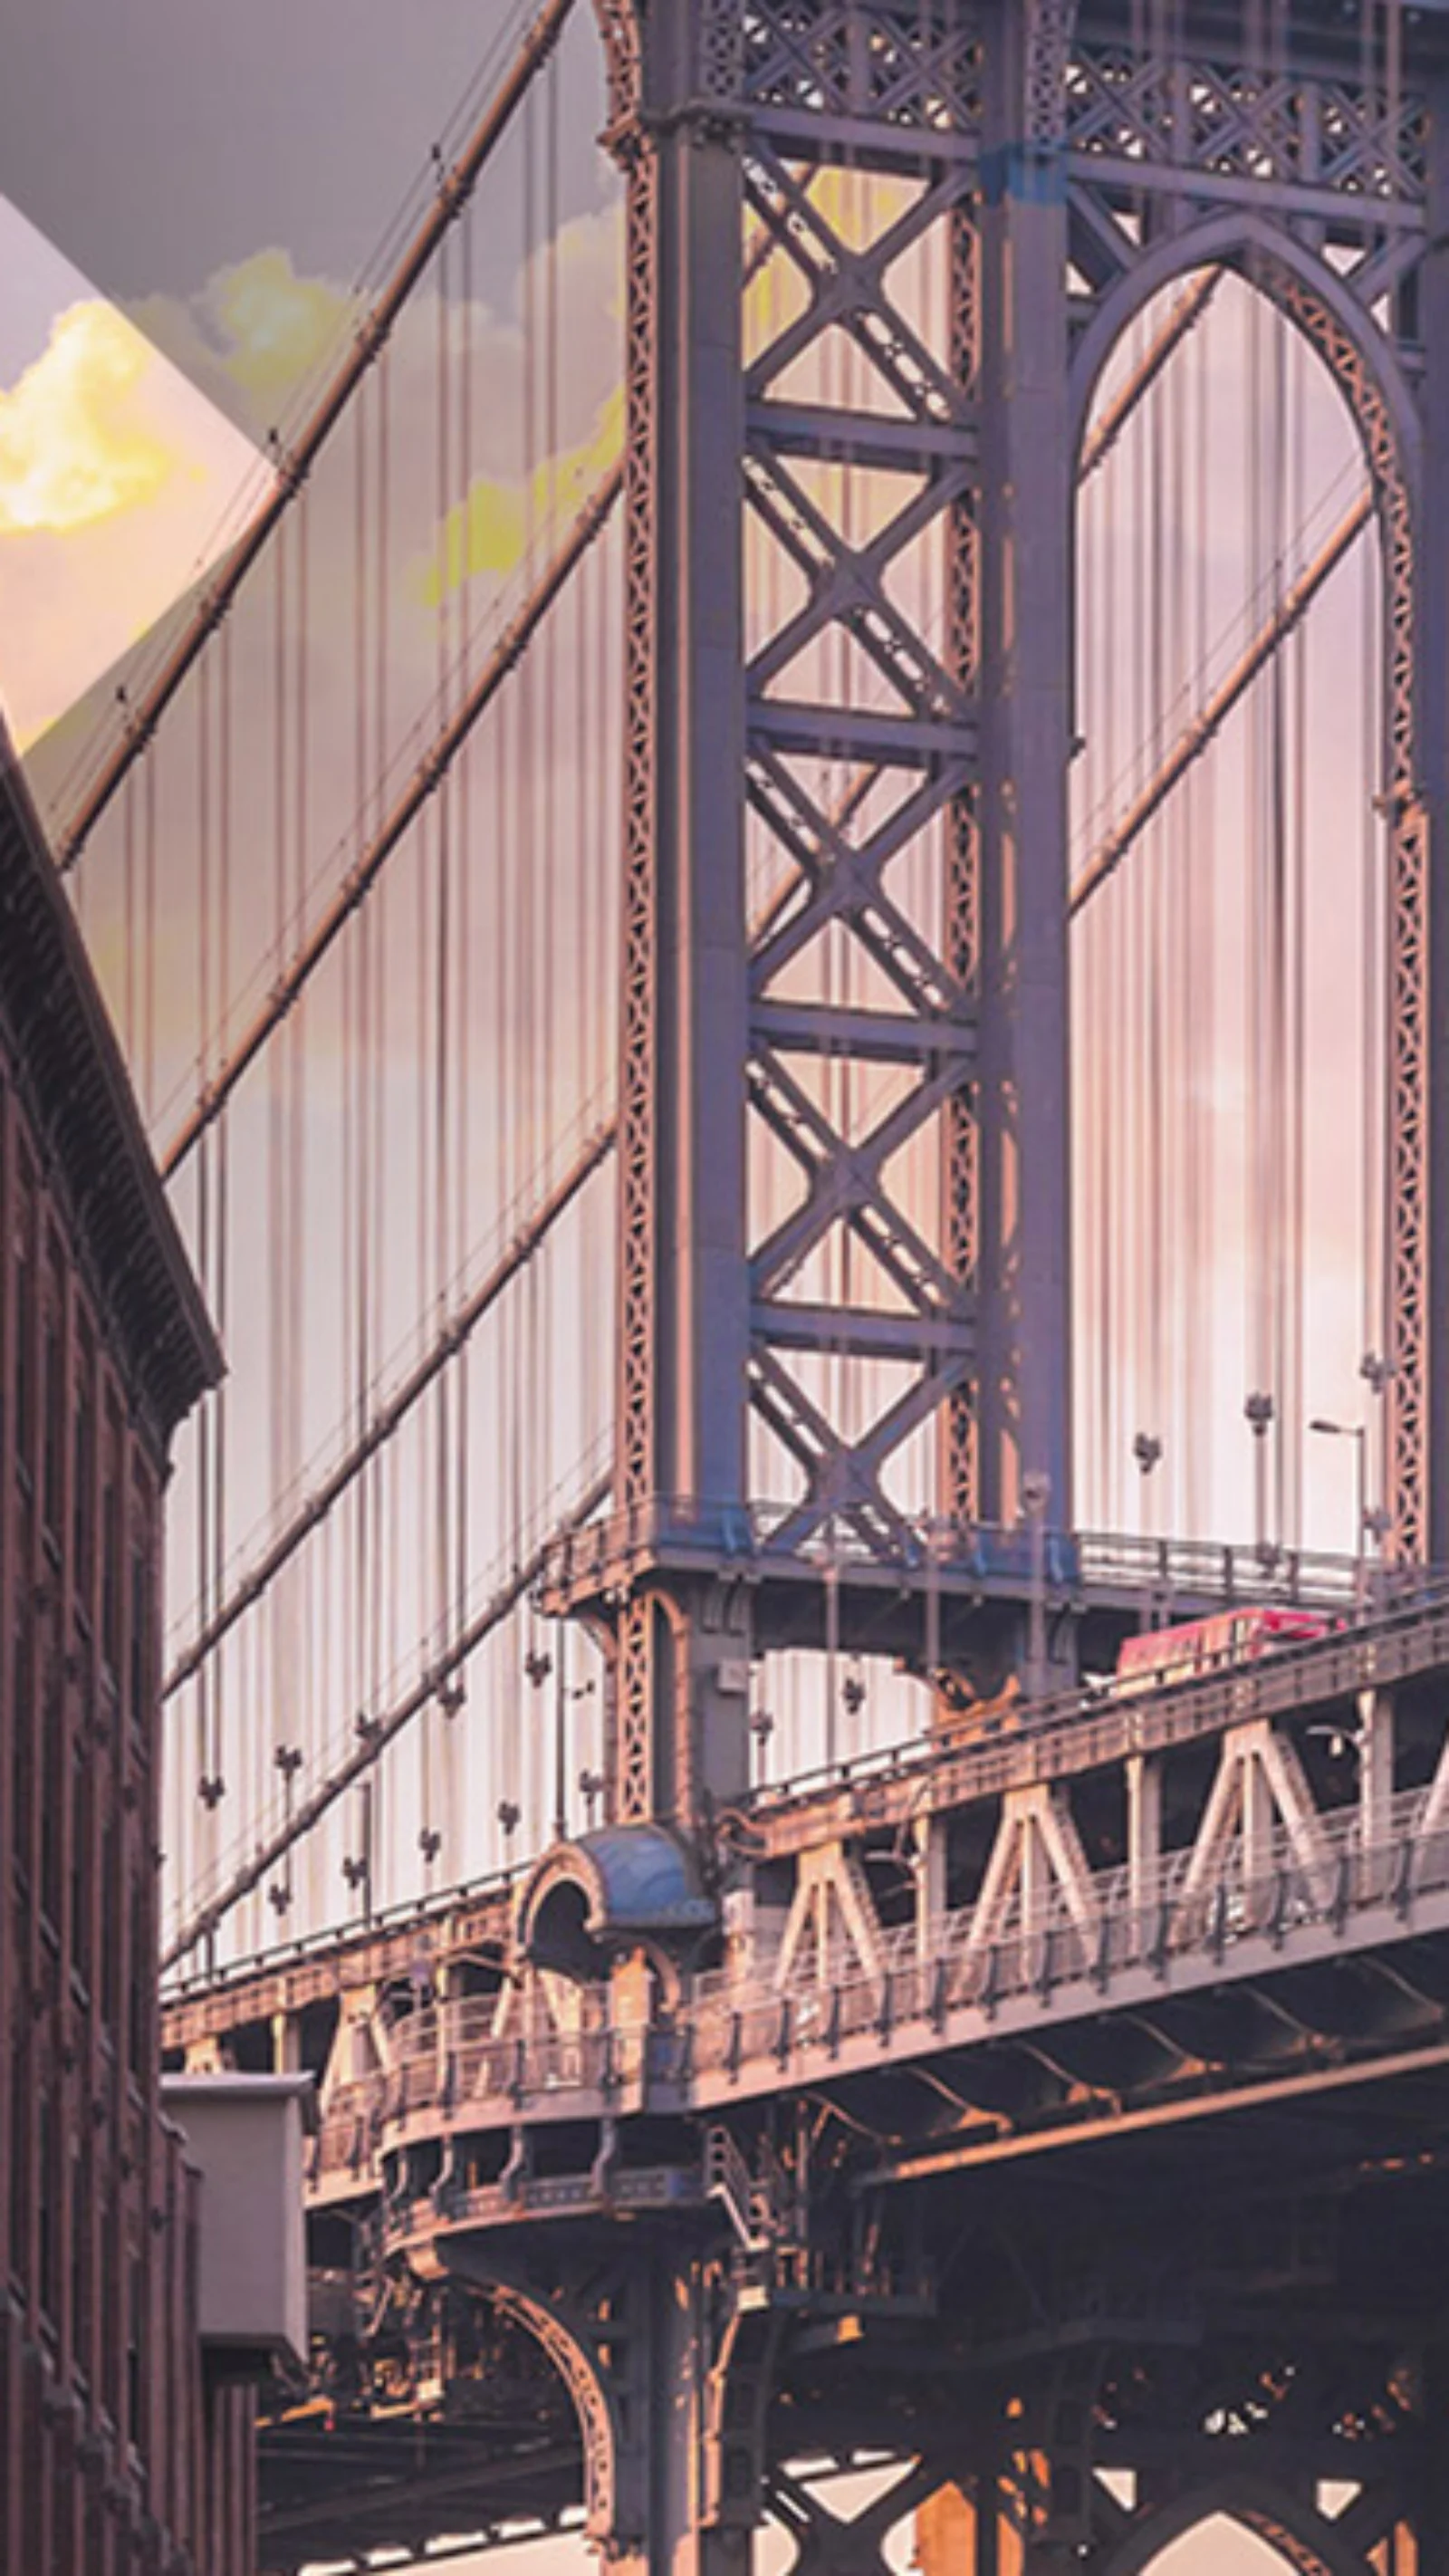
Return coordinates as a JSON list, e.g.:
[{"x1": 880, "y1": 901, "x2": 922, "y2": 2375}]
[{"x1": 0, "y1": 5, "x2": 1392, "y2": 2571}]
